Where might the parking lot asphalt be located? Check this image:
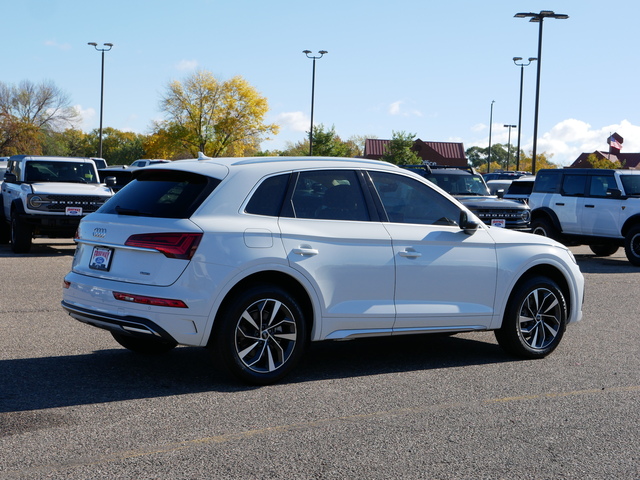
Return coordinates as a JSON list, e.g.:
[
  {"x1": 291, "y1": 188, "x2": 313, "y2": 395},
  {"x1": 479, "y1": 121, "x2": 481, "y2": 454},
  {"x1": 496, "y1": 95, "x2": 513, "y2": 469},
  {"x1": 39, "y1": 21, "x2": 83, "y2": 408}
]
[{"x1": 0, "y1": 239, "x2": 638, "y2": 479}]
